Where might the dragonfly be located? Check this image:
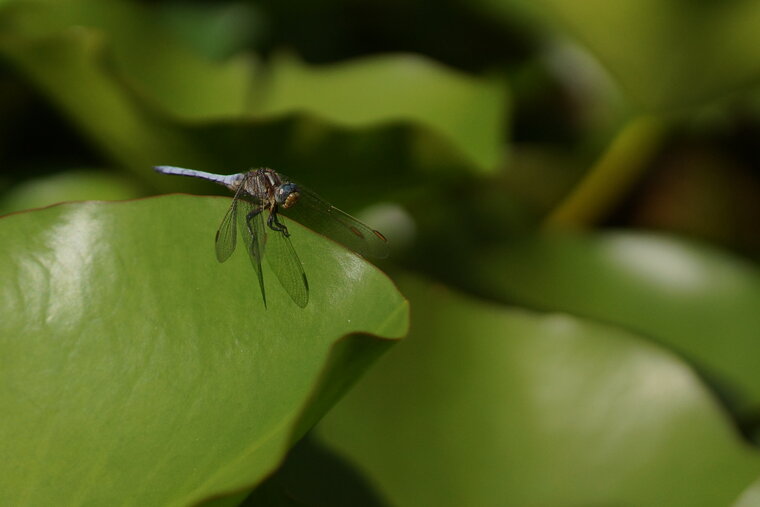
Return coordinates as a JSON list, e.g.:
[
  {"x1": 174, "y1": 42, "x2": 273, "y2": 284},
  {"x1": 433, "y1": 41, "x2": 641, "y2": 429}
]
[{"x1": 154, "y1": 166, "x2": 388, "y2": 308}]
